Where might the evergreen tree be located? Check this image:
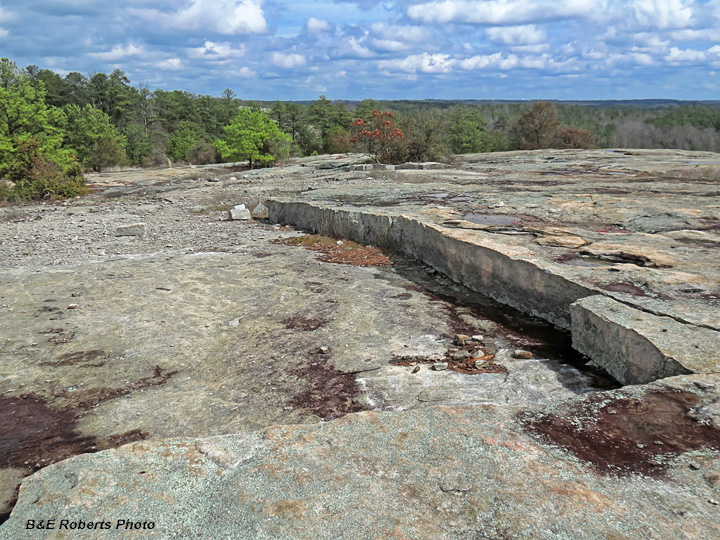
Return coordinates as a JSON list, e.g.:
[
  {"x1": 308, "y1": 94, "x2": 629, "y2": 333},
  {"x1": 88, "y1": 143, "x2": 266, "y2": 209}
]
[{"x1": 216, "y1": 108, "x2": 291, "y2": 168}]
